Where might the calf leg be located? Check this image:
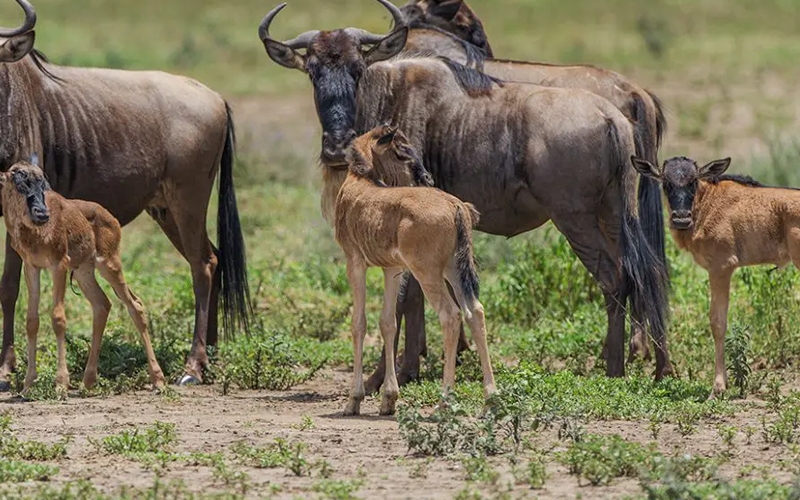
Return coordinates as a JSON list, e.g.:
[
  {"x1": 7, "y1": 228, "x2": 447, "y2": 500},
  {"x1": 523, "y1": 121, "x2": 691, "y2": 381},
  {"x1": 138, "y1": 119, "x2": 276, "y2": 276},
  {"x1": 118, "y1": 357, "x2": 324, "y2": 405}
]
[
  {"x1": 72, "y1": 265, "x2": 111, "y2": 390},
  {"x1": 22, "y1": 265, "x2": 40, "y2": 393},
  {"x1": 413, "y1": 272, "x2": 461, "y2": 394},
  {"x1": 365, "y1": 276, "x2": 425, "y2": 396},
  {"x1": 50, "y1": 265, "x2": 70, "y2": 391},
  {"x1": 0, "y1": 242, "x2": 22, "y2": 391},
  {"x1": 98, "y1": 257, "x2": 166, "y2": 389},
  {"x1": 379, "y1": 268, "x2": 404, "y2": 415},
  {"x1": 344, "y1": 256, "x2": 368, "y2": 416},
  {"x1": 709, "y1": 269, "x2": 732, "y2": 397}
]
